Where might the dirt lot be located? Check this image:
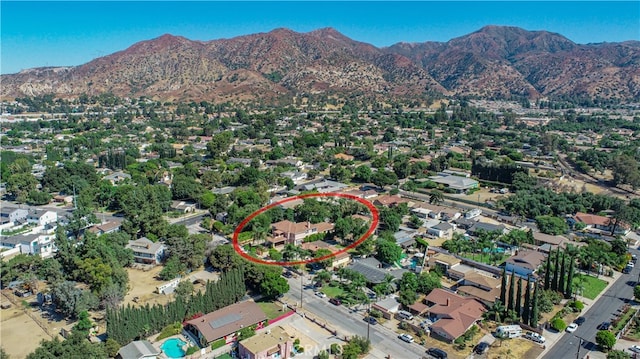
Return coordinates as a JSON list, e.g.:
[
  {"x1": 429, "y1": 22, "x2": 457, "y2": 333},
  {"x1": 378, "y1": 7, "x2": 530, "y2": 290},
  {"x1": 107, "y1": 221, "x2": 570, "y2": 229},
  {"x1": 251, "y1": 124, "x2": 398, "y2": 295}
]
[
  {"x1": 123, "y1": 266, "x2": 174, "y2": 307},
  {"x1": 1, "y1": 308, "x2": 51, "y2": 358},
  {"x1": 487, "y1": 337, "x2": 543, "y2": 359},
  {"x1": 0, "y1": 291, "x2": 69, "y2": 359}
]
